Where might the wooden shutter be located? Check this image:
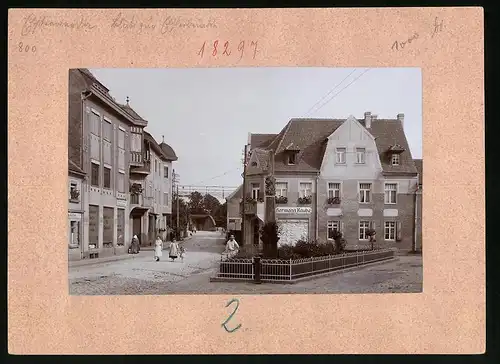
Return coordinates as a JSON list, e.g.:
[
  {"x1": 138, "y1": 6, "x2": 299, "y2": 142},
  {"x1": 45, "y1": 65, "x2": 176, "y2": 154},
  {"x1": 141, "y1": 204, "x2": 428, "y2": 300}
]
[
  {"x1": 340, "y1": 221, "x2": 344, "y2": 234},
  {"x1": 396, "y1": 221, "x2": 402, "y2": 241}
]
